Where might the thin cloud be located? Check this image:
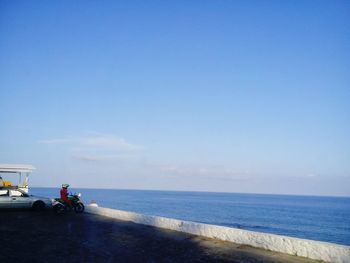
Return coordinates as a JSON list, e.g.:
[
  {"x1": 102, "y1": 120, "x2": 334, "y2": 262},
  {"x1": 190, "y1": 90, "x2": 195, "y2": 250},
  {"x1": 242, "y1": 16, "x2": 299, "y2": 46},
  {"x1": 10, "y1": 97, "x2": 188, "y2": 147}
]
[
  {"x1": 38, "y1": 138, "x2": 73, "y2": 144},
  {"x1": 159, "y1": 165, "x2": 251, "y2": 181},
  {"x1": 39, "y1": 133, "x2": 143, "y2": 163},
  {"x1": 306, "y1": 173, "x2": 318, "y2": 178},
  {"x1": 72, "y1": 153, "x2": 139, "y2": 162},
  {"x1": 81, "y1": 135, "x2": 139, "y2": 150},
  {"x1": 38, "y1": 134, "x2": 141, "y2": 151},
  {"x1": 72, "y1": 154, "x2": 101, "y2": 162}
]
